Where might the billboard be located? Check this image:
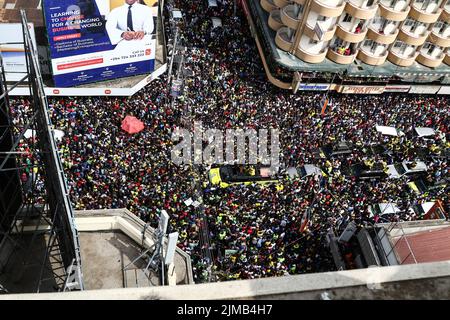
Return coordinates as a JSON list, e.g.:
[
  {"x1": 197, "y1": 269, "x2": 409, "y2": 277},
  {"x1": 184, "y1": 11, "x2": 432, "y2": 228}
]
[
  {"x1": 43, "y1": 0, "x2": 159, "y2": 87},
  {"x1": 298, "y1": 83, "x2": 330, "y2": 91},
  {"x1": 340, "y1": 85, "x2": 385, "y2": 95},
  {"x1": 0, "y1": 23, "x2": 37, "y2": 82}
]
